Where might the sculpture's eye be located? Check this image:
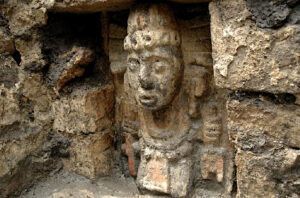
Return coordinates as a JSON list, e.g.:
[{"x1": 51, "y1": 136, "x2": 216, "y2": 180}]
[
  {"x1": 128, "y1": 58, "x2": 140, "y2": 72},
  {"x1": 153, "y1": 59, "x2": 167, "y2": 74}
]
